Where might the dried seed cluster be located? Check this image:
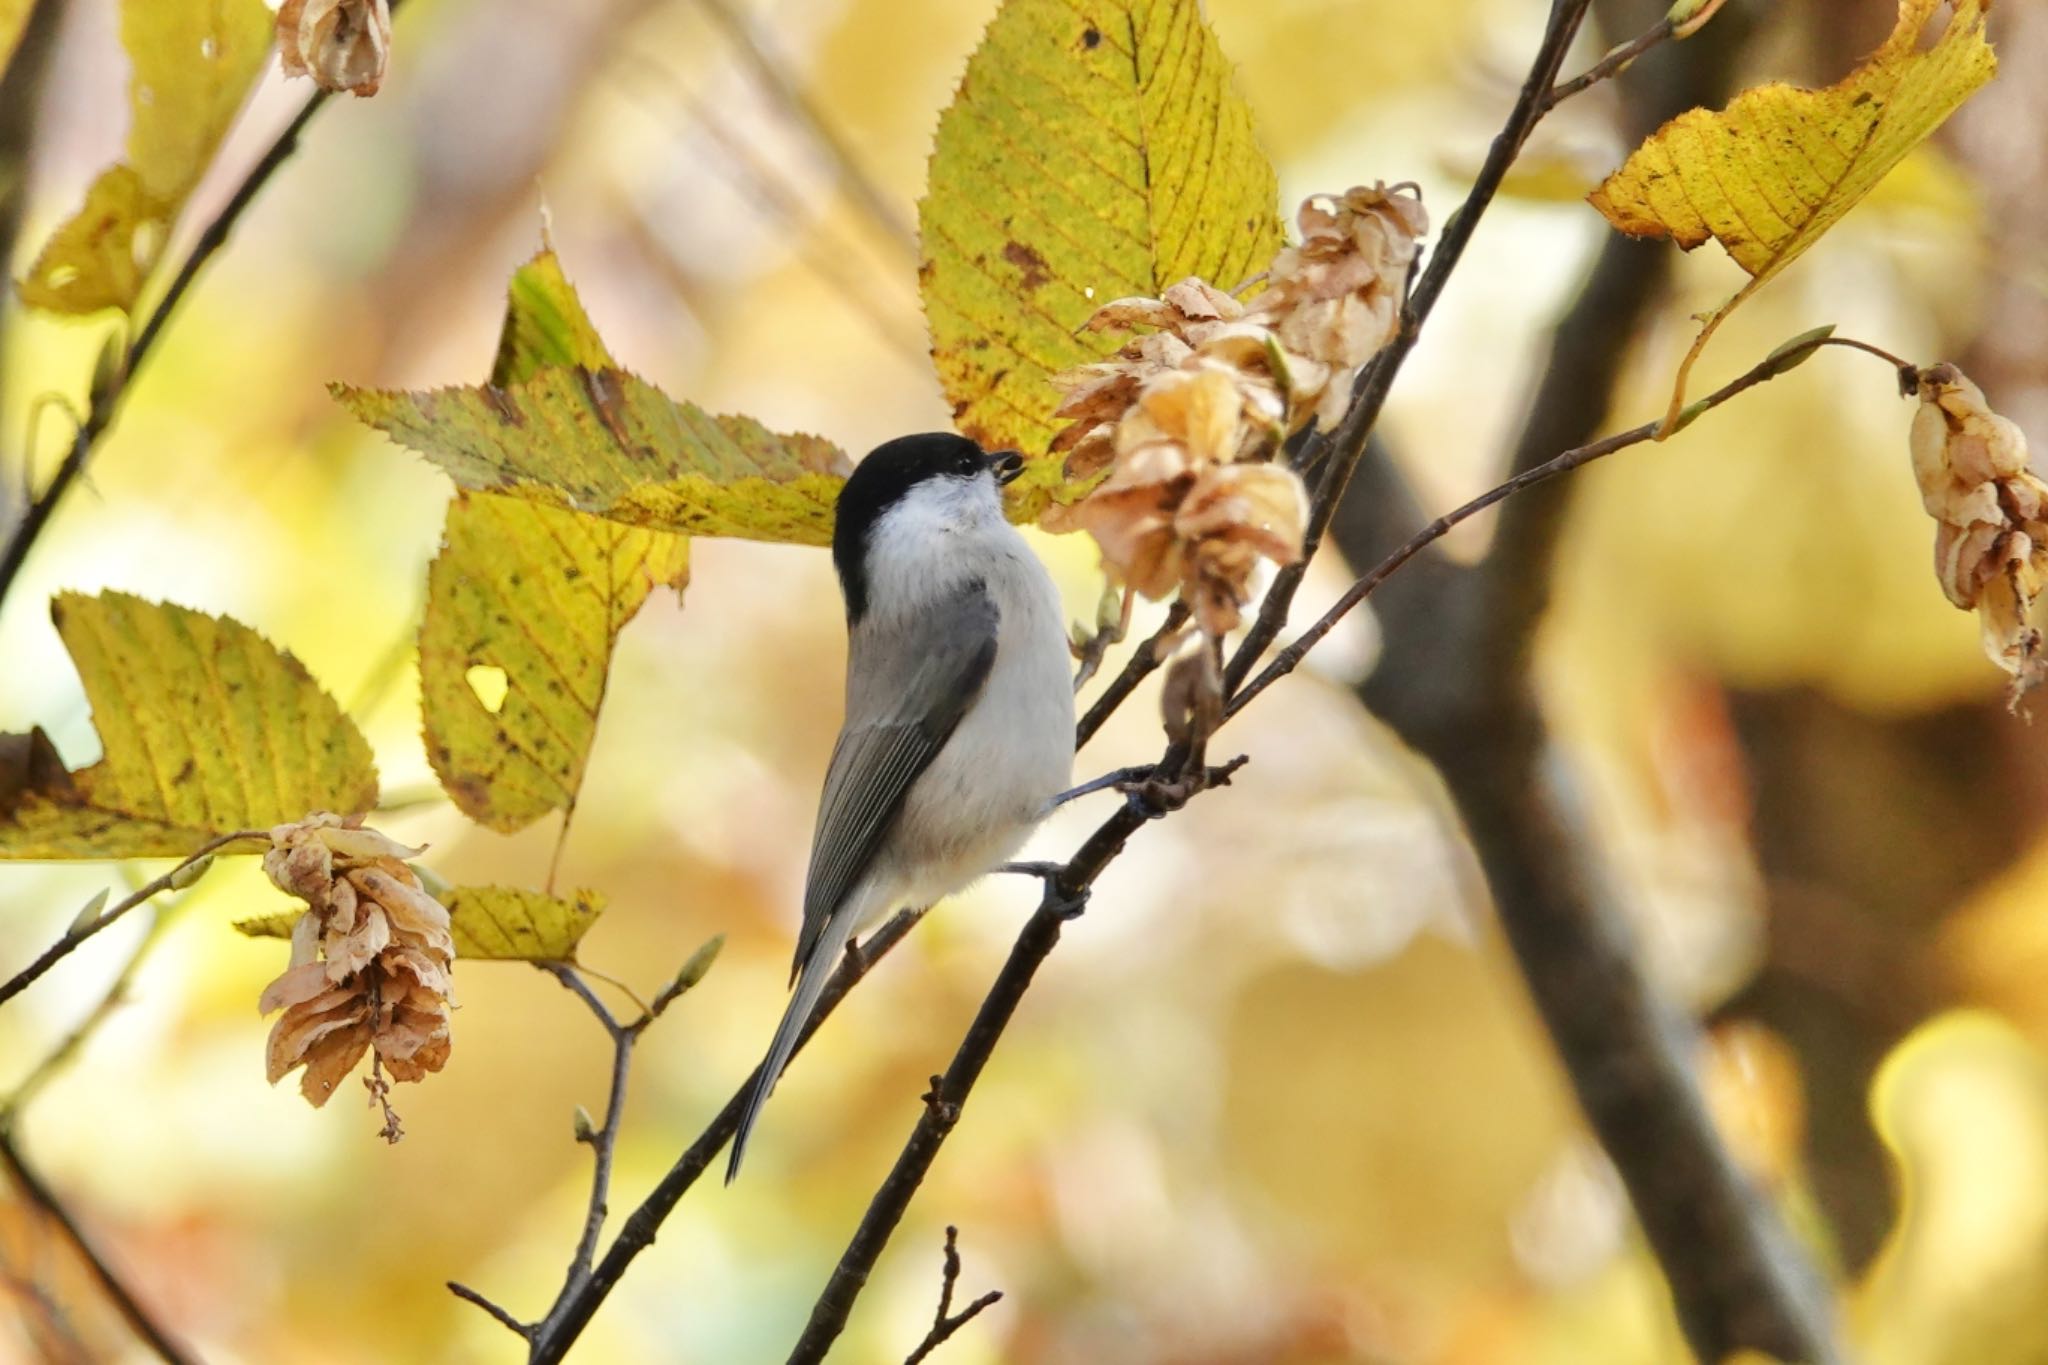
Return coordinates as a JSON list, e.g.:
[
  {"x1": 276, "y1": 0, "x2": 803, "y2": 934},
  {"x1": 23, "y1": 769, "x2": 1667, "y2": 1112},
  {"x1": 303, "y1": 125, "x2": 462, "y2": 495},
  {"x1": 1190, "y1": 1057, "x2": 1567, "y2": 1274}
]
[
  {"x1": 257, "y1": 814, "x2": 453, "y2": 1130},
  {"x1": 277, "y1": 0, "x2": 392, "y2": 98},
  {"x1": 1909, "y1": 363, "x2": 2048, "y2": 705},
  {"x1": 1047, "y1": 184, "x2": 1426, "y2": 639}
]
